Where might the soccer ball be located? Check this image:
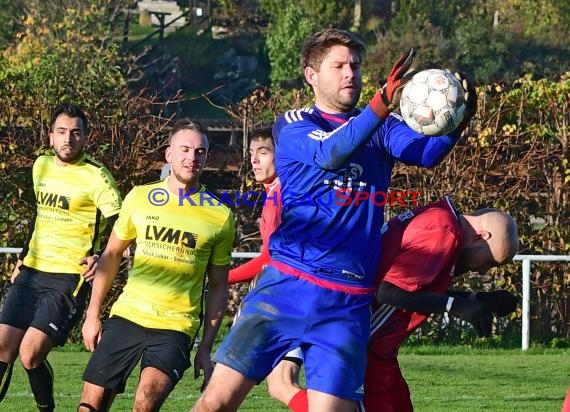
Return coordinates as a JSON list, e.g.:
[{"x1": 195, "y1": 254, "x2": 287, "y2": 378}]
[{"x1": 399, "y1": 69, "x2": 466, "y2": 136}]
